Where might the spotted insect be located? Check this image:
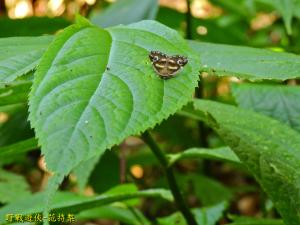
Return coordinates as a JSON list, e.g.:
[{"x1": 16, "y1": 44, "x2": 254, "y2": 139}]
[{"x1": 149, "y1": 51, "x2": 188, "y2": 79}]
